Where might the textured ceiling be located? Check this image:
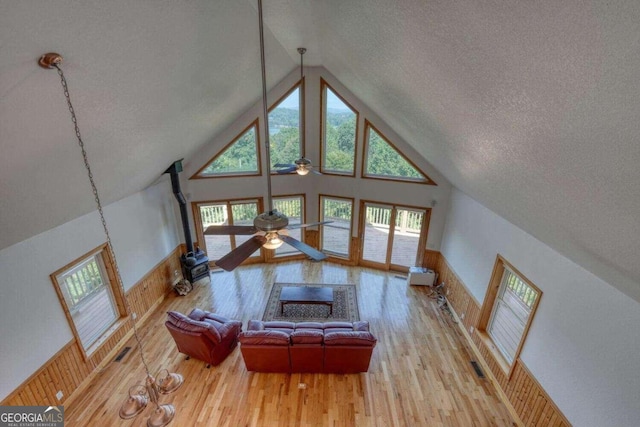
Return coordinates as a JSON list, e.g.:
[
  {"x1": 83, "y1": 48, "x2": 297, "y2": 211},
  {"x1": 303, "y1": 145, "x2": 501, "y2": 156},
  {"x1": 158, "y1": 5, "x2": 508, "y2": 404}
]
[{"x1": 1, "y1": 1, "x2": 639, "y2": 301}]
